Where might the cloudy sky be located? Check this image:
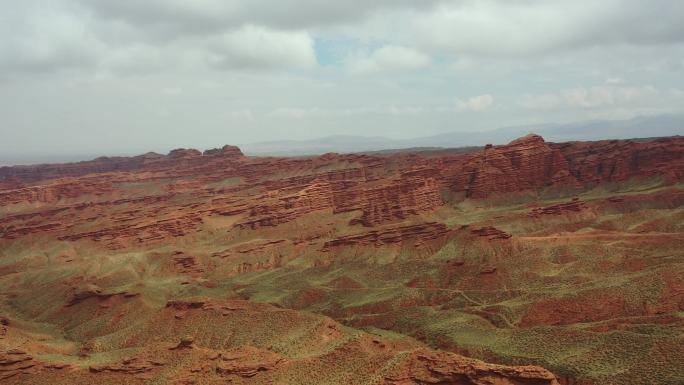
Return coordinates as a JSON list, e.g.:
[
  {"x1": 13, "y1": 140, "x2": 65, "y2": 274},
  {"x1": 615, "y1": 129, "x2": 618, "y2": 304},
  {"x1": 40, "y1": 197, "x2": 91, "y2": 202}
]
[{"x1": 1, "y1": 0, "x2": 683, "y2": 160}]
